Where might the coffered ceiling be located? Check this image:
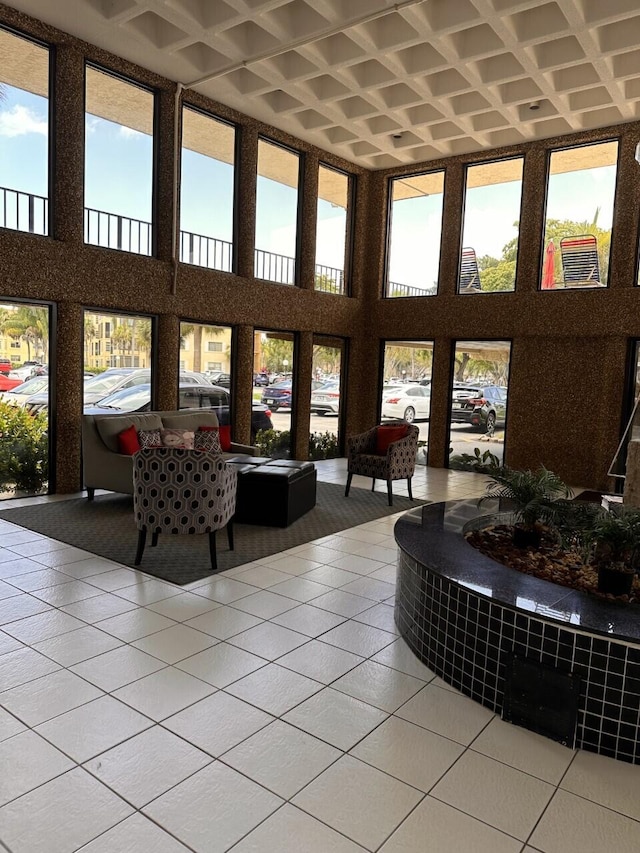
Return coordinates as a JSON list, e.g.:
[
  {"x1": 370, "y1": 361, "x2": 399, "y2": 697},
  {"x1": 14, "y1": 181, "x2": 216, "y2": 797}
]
[{"x1": 6, "y1": 0, "x2": 640, "y2": 168}]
